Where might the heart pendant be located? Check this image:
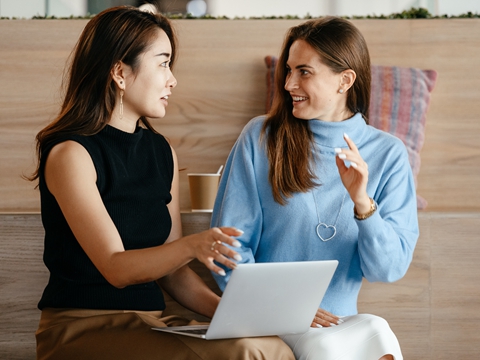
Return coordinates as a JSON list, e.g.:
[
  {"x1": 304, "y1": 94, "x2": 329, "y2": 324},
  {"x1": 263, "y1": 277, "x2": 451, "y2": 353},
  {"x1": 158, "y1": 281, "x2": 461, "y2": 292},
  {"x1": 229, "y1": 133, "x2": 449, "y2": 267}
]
[{"x1": 316, "y1": 223, "x2": 336, "y2": 242}]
